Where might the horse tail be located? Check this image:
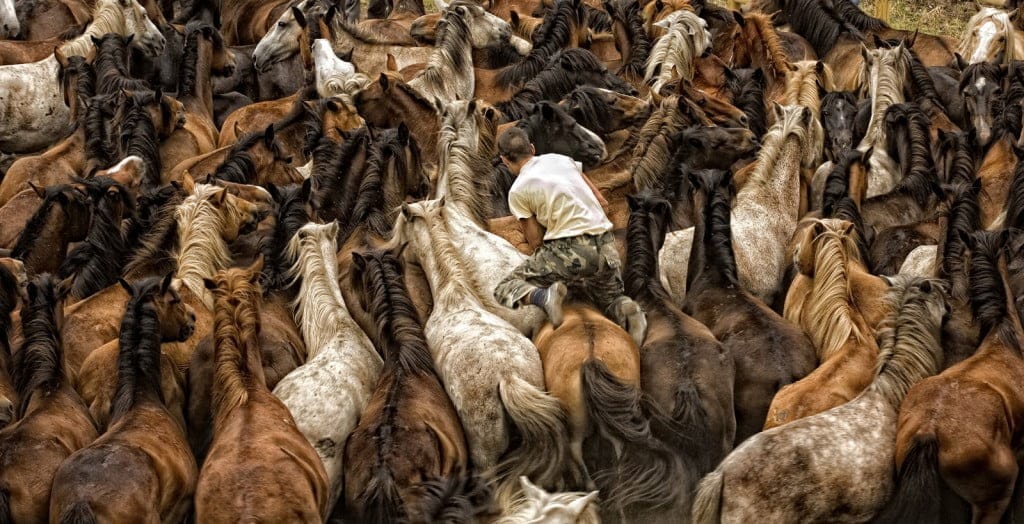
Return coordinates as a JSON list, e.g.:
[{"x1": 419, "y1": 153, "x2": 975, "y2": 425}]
[
  {"x1": 662, "y1": 382, "x2": 713, "y2": 473},
  {"x1": 875, "y1": 435, "x2": 941, "y2": 524},
  {"x1": 492, "y1": 375, "x2": 579, "y2": 507},
  {"x1": 358, "y1": 468, "x2": 404, "y2": 524},
  {"x1": 419, "y1": 474, "x2": 494, "y2": 523},
  {"x1": 581, "y1": 359, "x2": 685, "y2": 513},
  {"x1": 0, "y1": 488, "x2": 10, "y2": 524},
  {"x1": 691, "y1": 469, "x2": 723, "y2": 524},
  {"x1": 57, "y1": 502, "x2": 98, "y2": 524}
]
